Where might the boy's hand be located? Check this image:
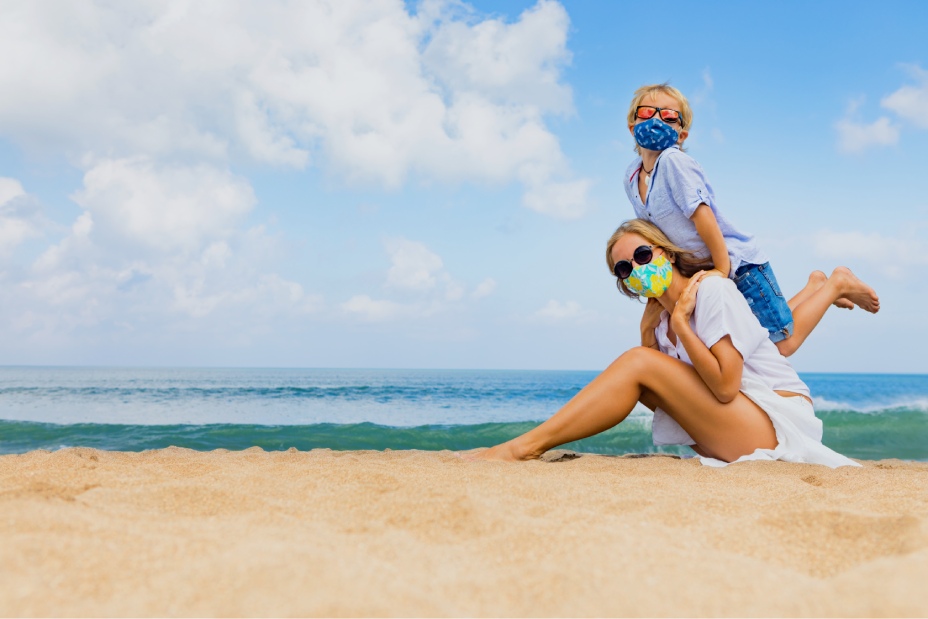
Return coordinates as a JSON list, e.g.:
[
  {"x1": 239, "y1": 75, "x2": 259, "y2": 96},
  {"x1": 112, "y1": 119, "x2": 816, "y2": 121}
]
[{"x1": 701, "y1": 268, "x2": 729, "y2": 279}]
